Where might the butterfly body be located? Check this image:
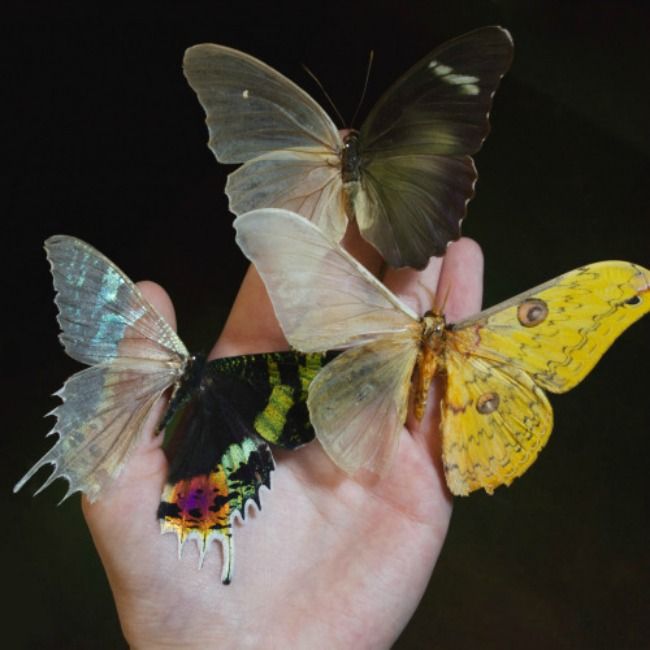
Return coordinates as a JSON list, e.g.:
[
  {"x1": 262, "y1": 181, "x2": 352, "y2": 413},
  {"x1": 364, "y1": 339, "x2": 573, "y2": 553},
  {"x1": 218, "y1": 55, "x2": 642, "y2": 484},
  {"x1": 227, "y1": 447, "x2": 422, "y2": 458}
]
[
  {"x1": 185, "y1": 26, "x2": 514, "y2": 268},
  {"x1": 412, "y1": 312, "x2": 447, "y2": 420},
  {"x1": 341, "y1": 131, "x2": 361, "y2": 183},
  {"x1": 234, "y1": 208, "x2": 650, "y2": 495},
  {"x1": 158, "y1": 352, "x2": 207, "y2": 435}
]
